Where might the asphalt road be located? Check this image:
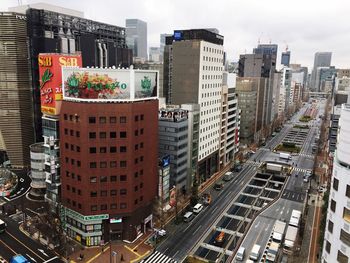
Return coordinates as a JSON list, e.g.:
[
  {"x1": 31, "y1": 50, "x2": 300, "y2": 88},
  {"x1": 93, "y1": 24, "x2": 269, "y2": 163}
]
[
  {"x1": 0, "y1": 213, "x2": 62, "y2": 263},
  {"x1": 156, "y1": 164, "x2": 258, "y2": 261},
  {"x1": 3, "y1": 169, "x2": 31, "y2": 201}
]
